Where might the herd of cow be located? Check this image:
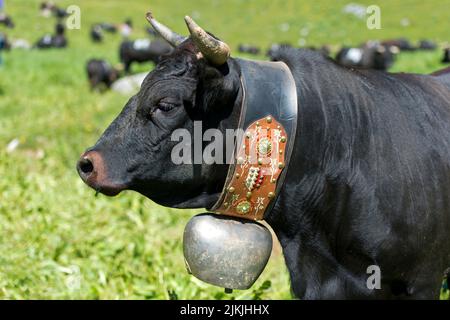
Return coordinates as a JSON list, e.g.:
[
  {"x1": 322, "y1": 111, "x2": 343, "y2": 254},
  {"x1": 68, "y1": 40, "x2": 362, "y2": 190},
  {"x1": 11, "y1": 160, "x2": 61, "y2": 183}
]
[
  {"x1": 86, "y1": 35, "x2": 450, "y2": 92},
  {"x1": 0, "y1": 3, "x2": 449, "y2": 92}
]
